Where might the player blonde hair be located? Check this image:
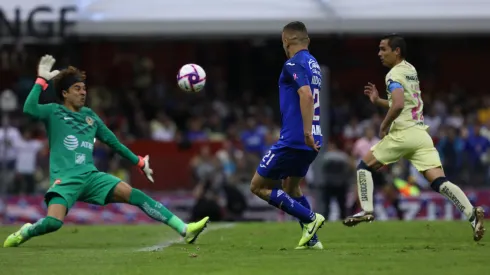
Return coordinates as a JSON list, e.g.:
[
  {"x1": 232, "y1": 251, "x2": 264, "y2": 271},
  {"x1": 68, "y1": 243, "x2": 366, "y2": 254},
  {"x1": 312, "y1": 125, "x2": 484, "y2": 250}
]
[{"x1": 53, "y1": 66, "x2": 86, "y2": 102}]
